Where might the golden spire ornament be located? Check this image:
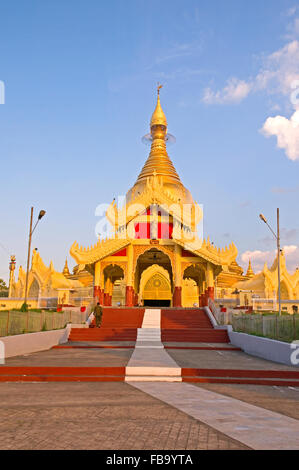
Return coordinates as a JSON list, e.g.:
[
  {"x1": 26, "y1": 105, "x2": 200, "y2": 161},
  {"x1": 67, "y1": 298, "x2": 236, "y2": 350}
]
[
  {"x1": 136, "y1": 85, "x2": 180, "y2": 184},
  {"x1": 246, "y1": 259, "x2": 255, "y2": 278},
  {"x1": 150, "y1": 84, "x2": 168, "y2": 128}
]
